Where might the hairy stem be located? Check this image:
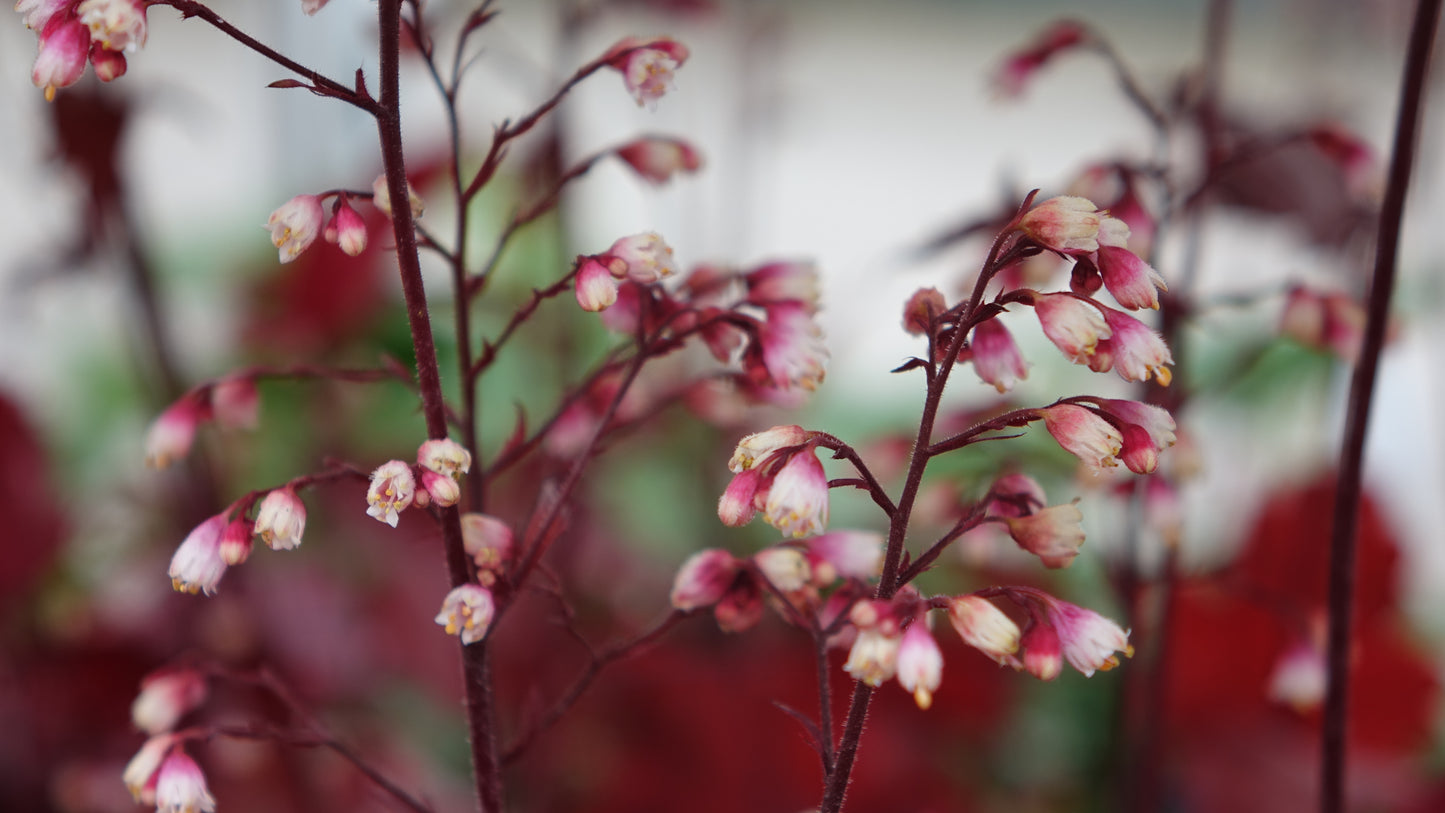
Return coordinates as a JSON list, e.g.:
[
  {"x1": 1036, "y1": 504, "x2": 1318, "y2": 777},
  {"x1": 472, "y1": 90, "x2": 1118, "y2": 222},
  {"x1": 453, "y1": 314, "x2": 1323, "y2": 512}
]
[{"x1": 1321, "y1": 1, "x2": 1440, "y2": 810}]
